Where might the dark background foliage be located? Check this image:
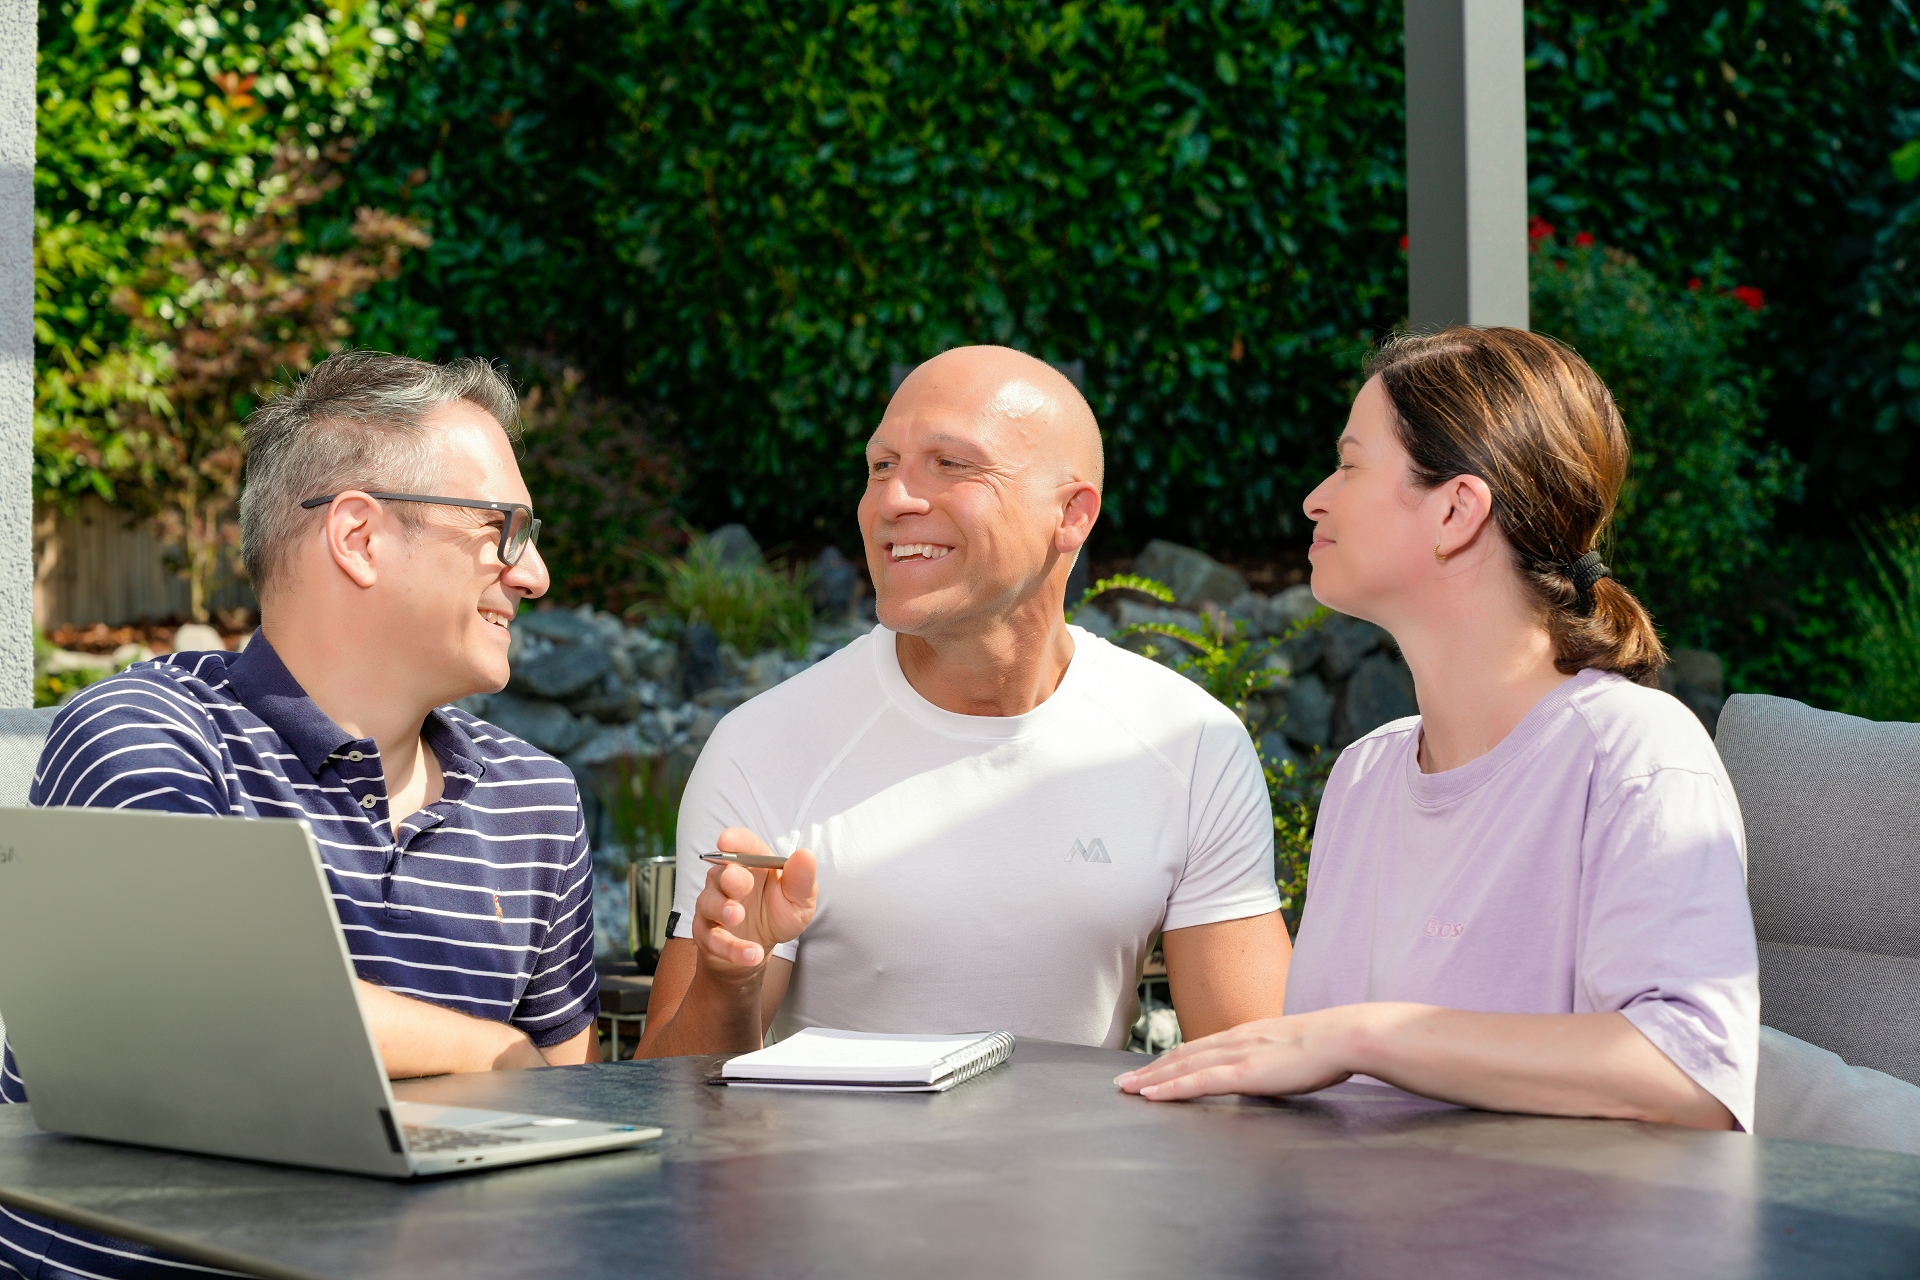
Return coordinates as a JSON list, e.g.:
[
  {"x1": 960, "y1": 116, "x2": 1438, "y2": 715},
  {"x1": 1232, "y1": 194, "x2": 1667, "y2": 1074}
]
[{"x1": 37, "y1": 0, "x2": 1920, "y2": 702}]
